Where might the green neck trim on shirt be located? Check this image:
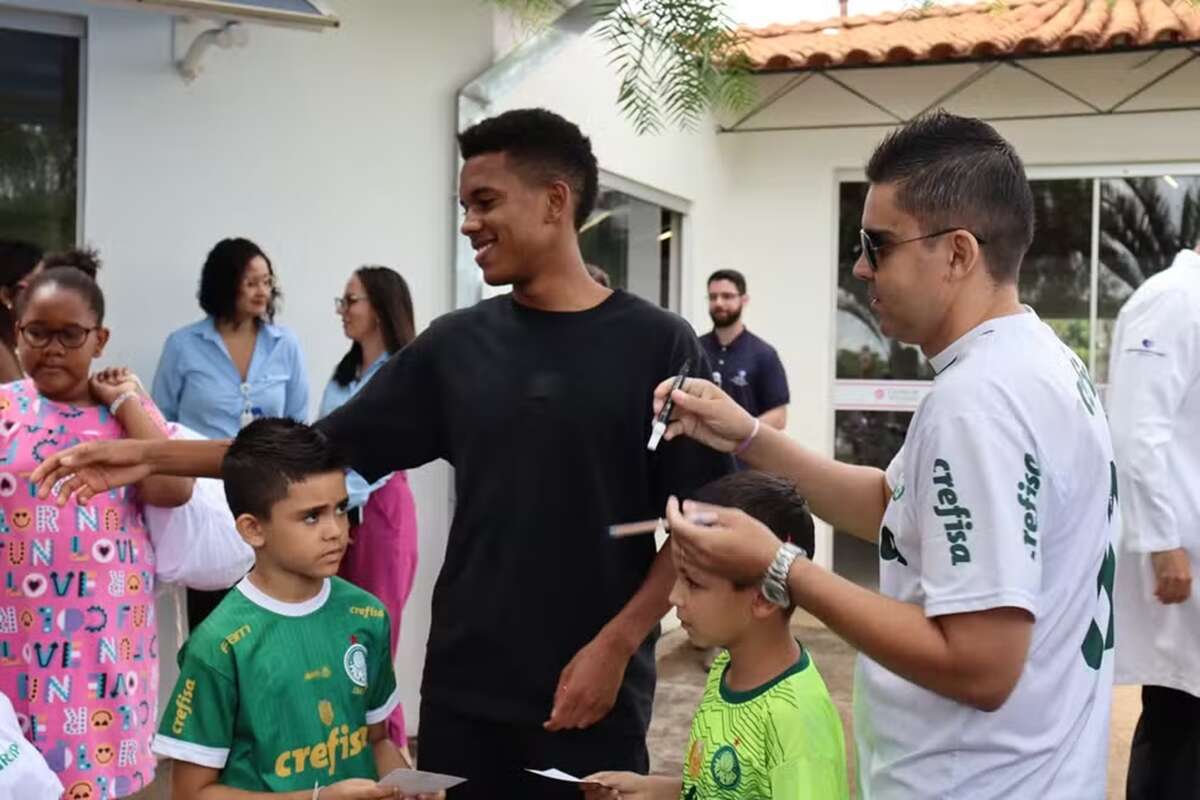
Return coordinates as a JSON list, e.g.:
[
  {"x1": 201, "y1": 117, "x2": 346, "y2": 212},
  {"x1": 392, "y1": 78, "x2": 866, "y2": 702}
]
[{"x1": 719, "y1": 642, "x2": 810, "y2": 704}]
